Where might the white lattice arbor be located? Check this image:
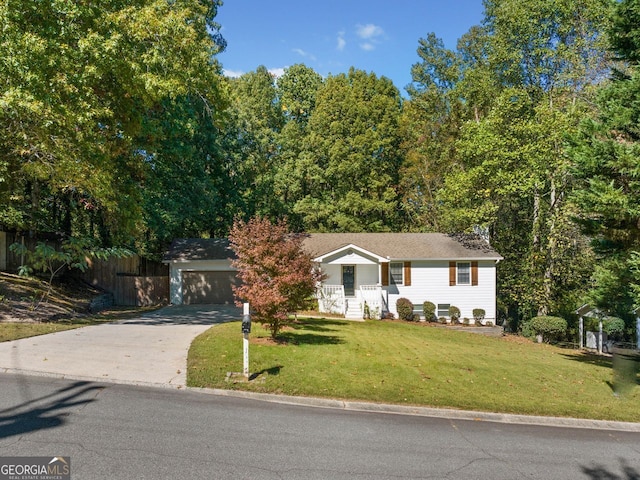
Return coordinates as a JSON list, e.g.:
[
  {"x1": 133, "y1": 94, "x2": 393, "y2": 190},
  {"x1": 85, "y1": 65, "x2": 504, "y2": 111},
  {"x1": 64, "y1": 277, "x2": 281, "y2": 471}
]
[{"x1": 575, "y1": 304, "x2": 604, "y2": 354}]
